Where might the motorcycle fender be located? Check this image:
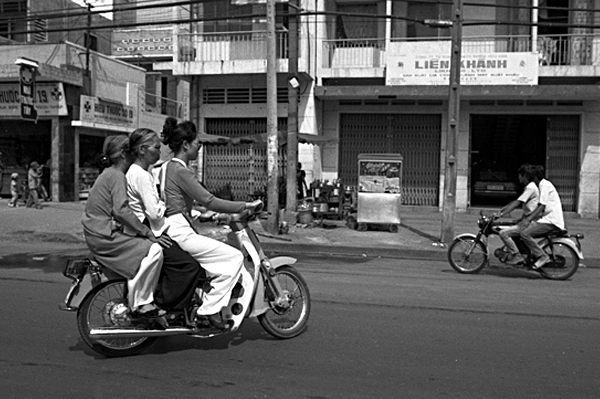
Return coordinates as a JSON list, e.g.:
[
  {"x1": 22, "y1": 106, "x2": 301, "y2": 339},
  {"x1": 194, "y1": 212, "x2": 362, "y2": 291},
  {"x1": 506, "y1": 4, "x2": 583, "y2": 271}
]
[
  {"x1": 248, "y1": 256, "x2": 297, "y2": 318},
  {"x1": 539, "y1": 237, "x2": 585, "y2": 260},
  {"x1": 67, "y1": 272, "x2": 109, "y2": 310},
  {"x1": 453, "y1": 233, "x2": 489, "y2": 255}
]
